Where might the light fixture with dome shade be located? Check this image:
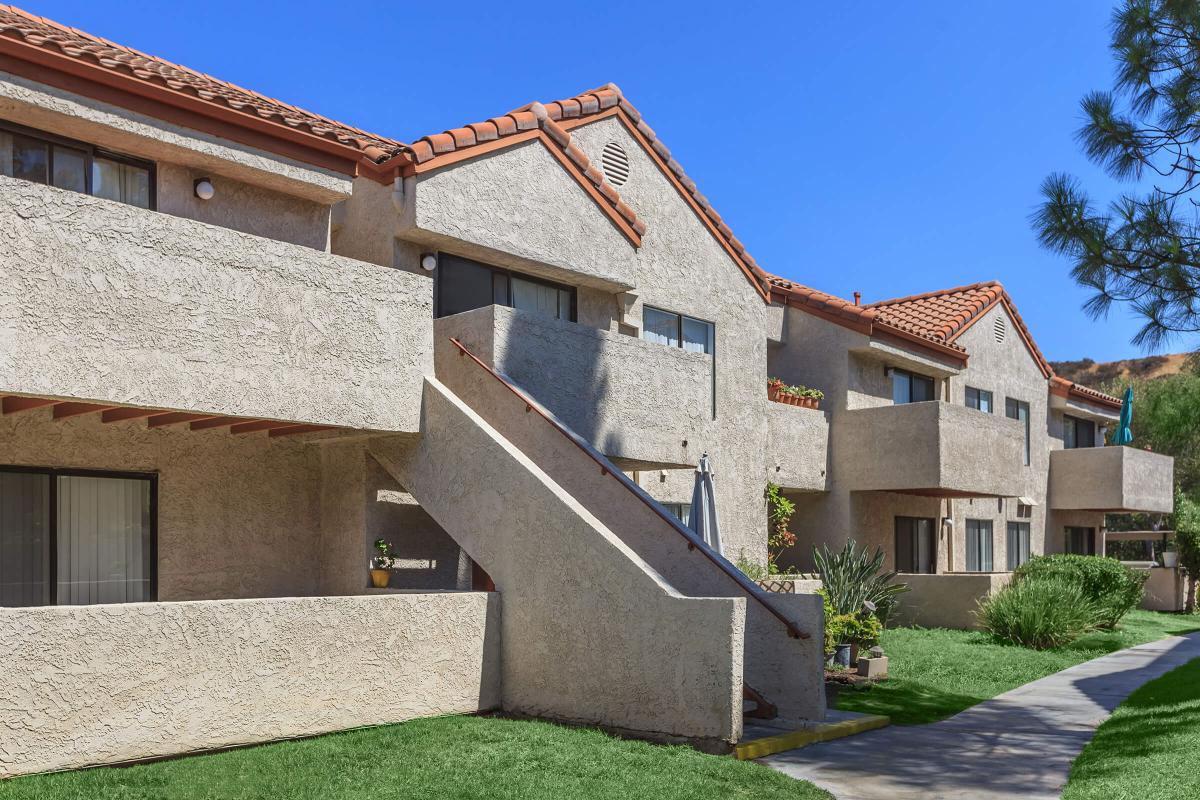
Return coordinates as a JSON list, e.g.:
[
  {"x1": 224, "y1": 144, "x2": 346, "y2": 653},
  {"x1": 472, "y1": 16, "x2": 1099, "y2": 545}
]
[
  {"x1": 193, "y1": 178, "x2": 215, "y2": 200},
  {"x1": 420, "y1": 253, "x2": 438, "y2": 272}
]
